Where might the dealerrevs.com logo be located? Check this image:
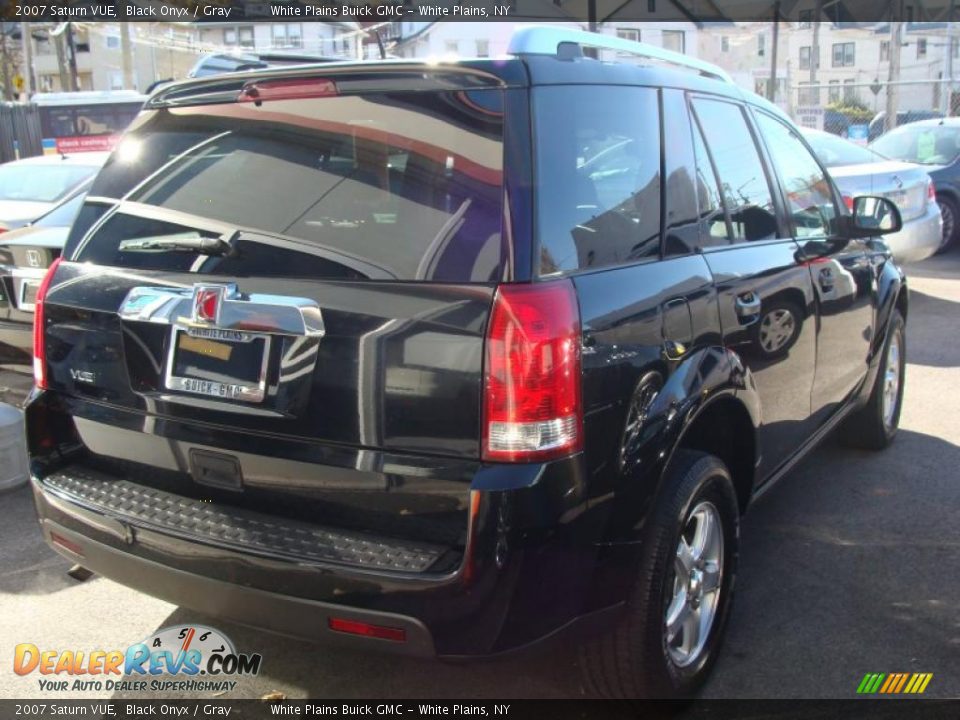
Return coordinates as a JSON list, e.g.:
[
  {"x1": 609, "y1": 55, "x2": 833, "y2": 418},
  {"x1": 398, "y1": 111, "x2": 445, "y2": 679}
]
[{"x1": 14, "y1": 625, "x2": 262, "y2": 694}]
